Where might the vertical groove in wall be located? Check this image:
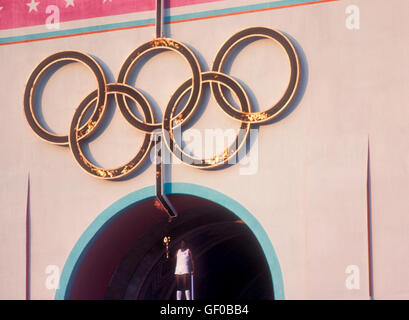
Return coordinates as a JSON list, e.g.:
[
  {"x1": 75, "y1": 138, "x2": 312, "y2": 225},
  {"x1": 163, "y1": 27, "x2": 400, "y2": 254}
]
[
  {"x1": 366, "y1": 138, "x2": 374, "y2": 300},
  {"x1": 26, "y1": 174, "x2": 31, "y2": 300}
]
